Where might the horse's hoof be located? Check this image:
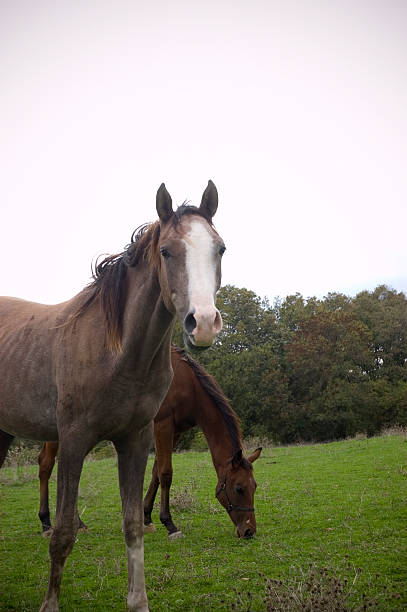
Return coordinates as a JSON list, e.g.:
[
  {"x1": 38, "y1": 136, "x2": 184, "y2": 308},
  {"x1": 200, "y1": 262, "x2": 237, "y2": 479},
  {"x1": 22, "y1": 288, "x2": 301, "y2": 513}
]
[
  {"x1": 39, "y1": 599, "x2": 59, "y2": 611},
  {"x1": 143, "y1": 523, "x2": 156, "y2": 534},
  {"x1": 168, "y1": 530, "x2": 184, "y2": 540},
  {"x1": 127, "y1": 594, "x2": 149, "y2": 611},
  {"x1": 42, "y1": 528, "x2": 53, "y2": 538}
]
